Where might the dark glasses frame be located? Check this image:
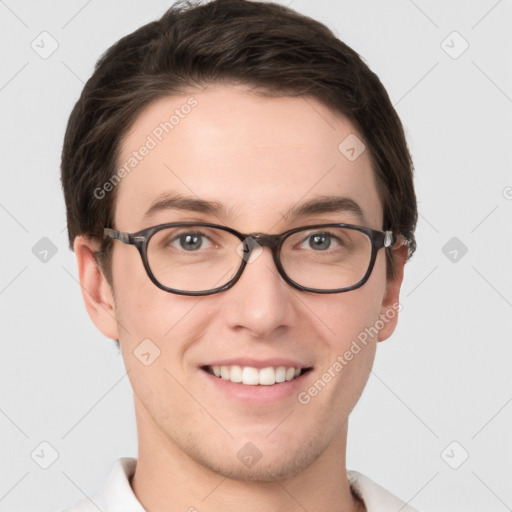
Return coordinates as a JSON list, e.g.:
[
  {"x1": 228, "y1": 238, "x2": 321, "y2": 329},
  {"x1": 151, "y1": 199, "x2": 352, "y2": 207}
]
[{"x1": 103, "y1": 222, "x2": 397, "y2": 296}]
